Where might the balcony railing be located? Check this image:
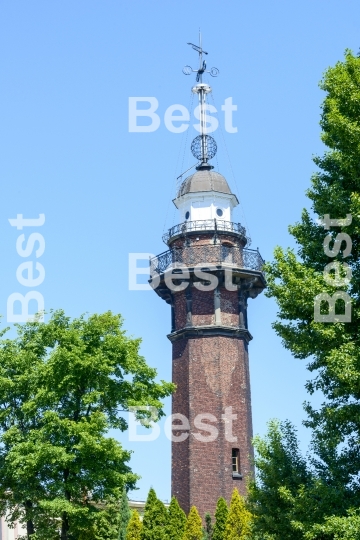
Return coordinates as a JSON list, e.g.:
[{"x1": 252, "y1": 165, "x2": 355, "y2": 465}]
[
  {"x1": 162, "y1": 219, "x2": 248, "y2": 245},
  {"x1": 150, "y1": 245, "x2": 265, "y2": 275}
]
